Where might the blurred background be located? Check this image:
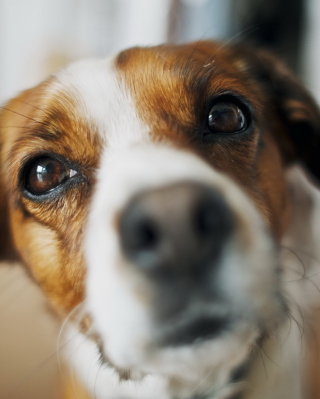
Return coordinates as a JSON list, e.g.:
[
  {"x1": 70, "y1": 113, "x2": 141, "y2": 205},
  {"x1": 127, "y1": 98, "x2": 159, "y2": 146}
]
[
  {"x1": 1, "y1": 0, "x2": 320, "y2": 105},
  {"x1": 0, "y1": 0, "x2": 320, "y2": 398}
]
